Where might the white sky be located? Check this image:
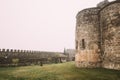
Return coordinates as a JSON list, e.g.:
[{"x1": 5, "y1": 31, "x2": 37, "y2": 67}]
[{"x1": 0, "y1": 0, "x2": 114, "y2": 52}]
